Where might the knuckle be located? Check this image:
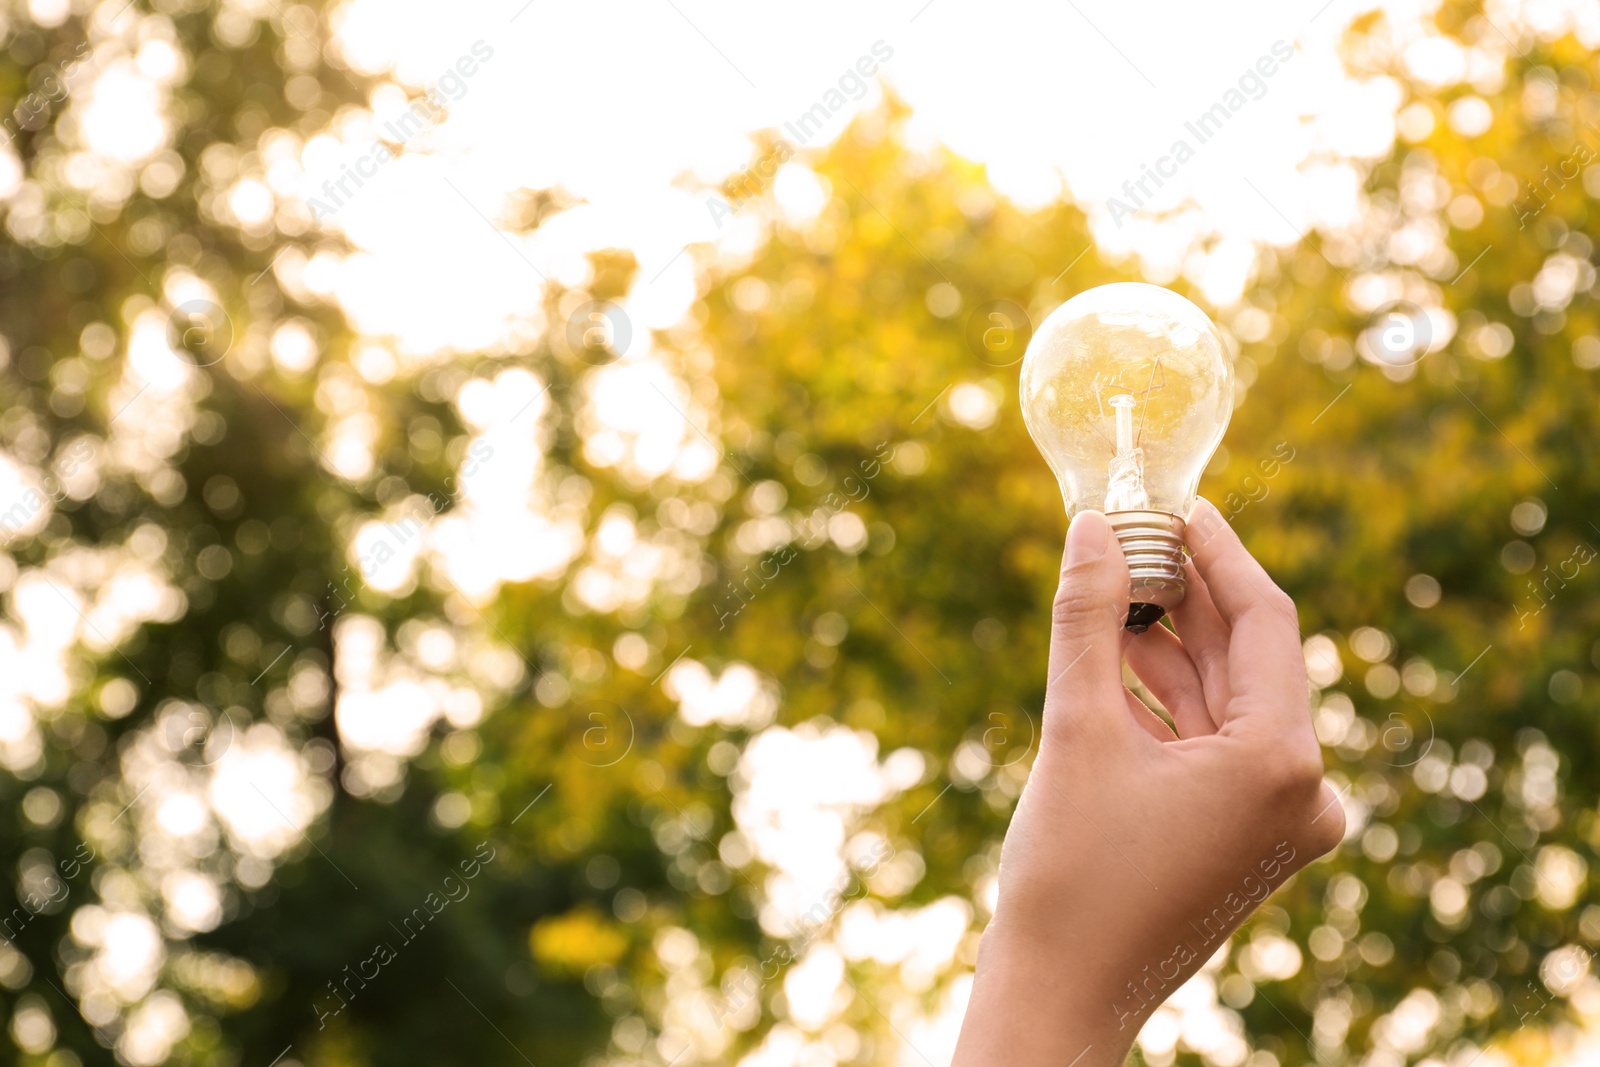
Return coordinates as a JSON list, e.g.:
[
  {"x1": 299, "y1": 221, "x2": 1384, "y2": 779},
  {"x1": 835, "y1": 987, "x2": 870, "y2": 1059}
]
[
  {"x1": 1052, "y1": 570, "x2": 1108, "y2": 631},
  {"x1": 1265, "y1": 585, "x2": 1299, "y2": 625},
  {"x1": 1265, "y1": 749, "x2": 1325, "y2": 801}
]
